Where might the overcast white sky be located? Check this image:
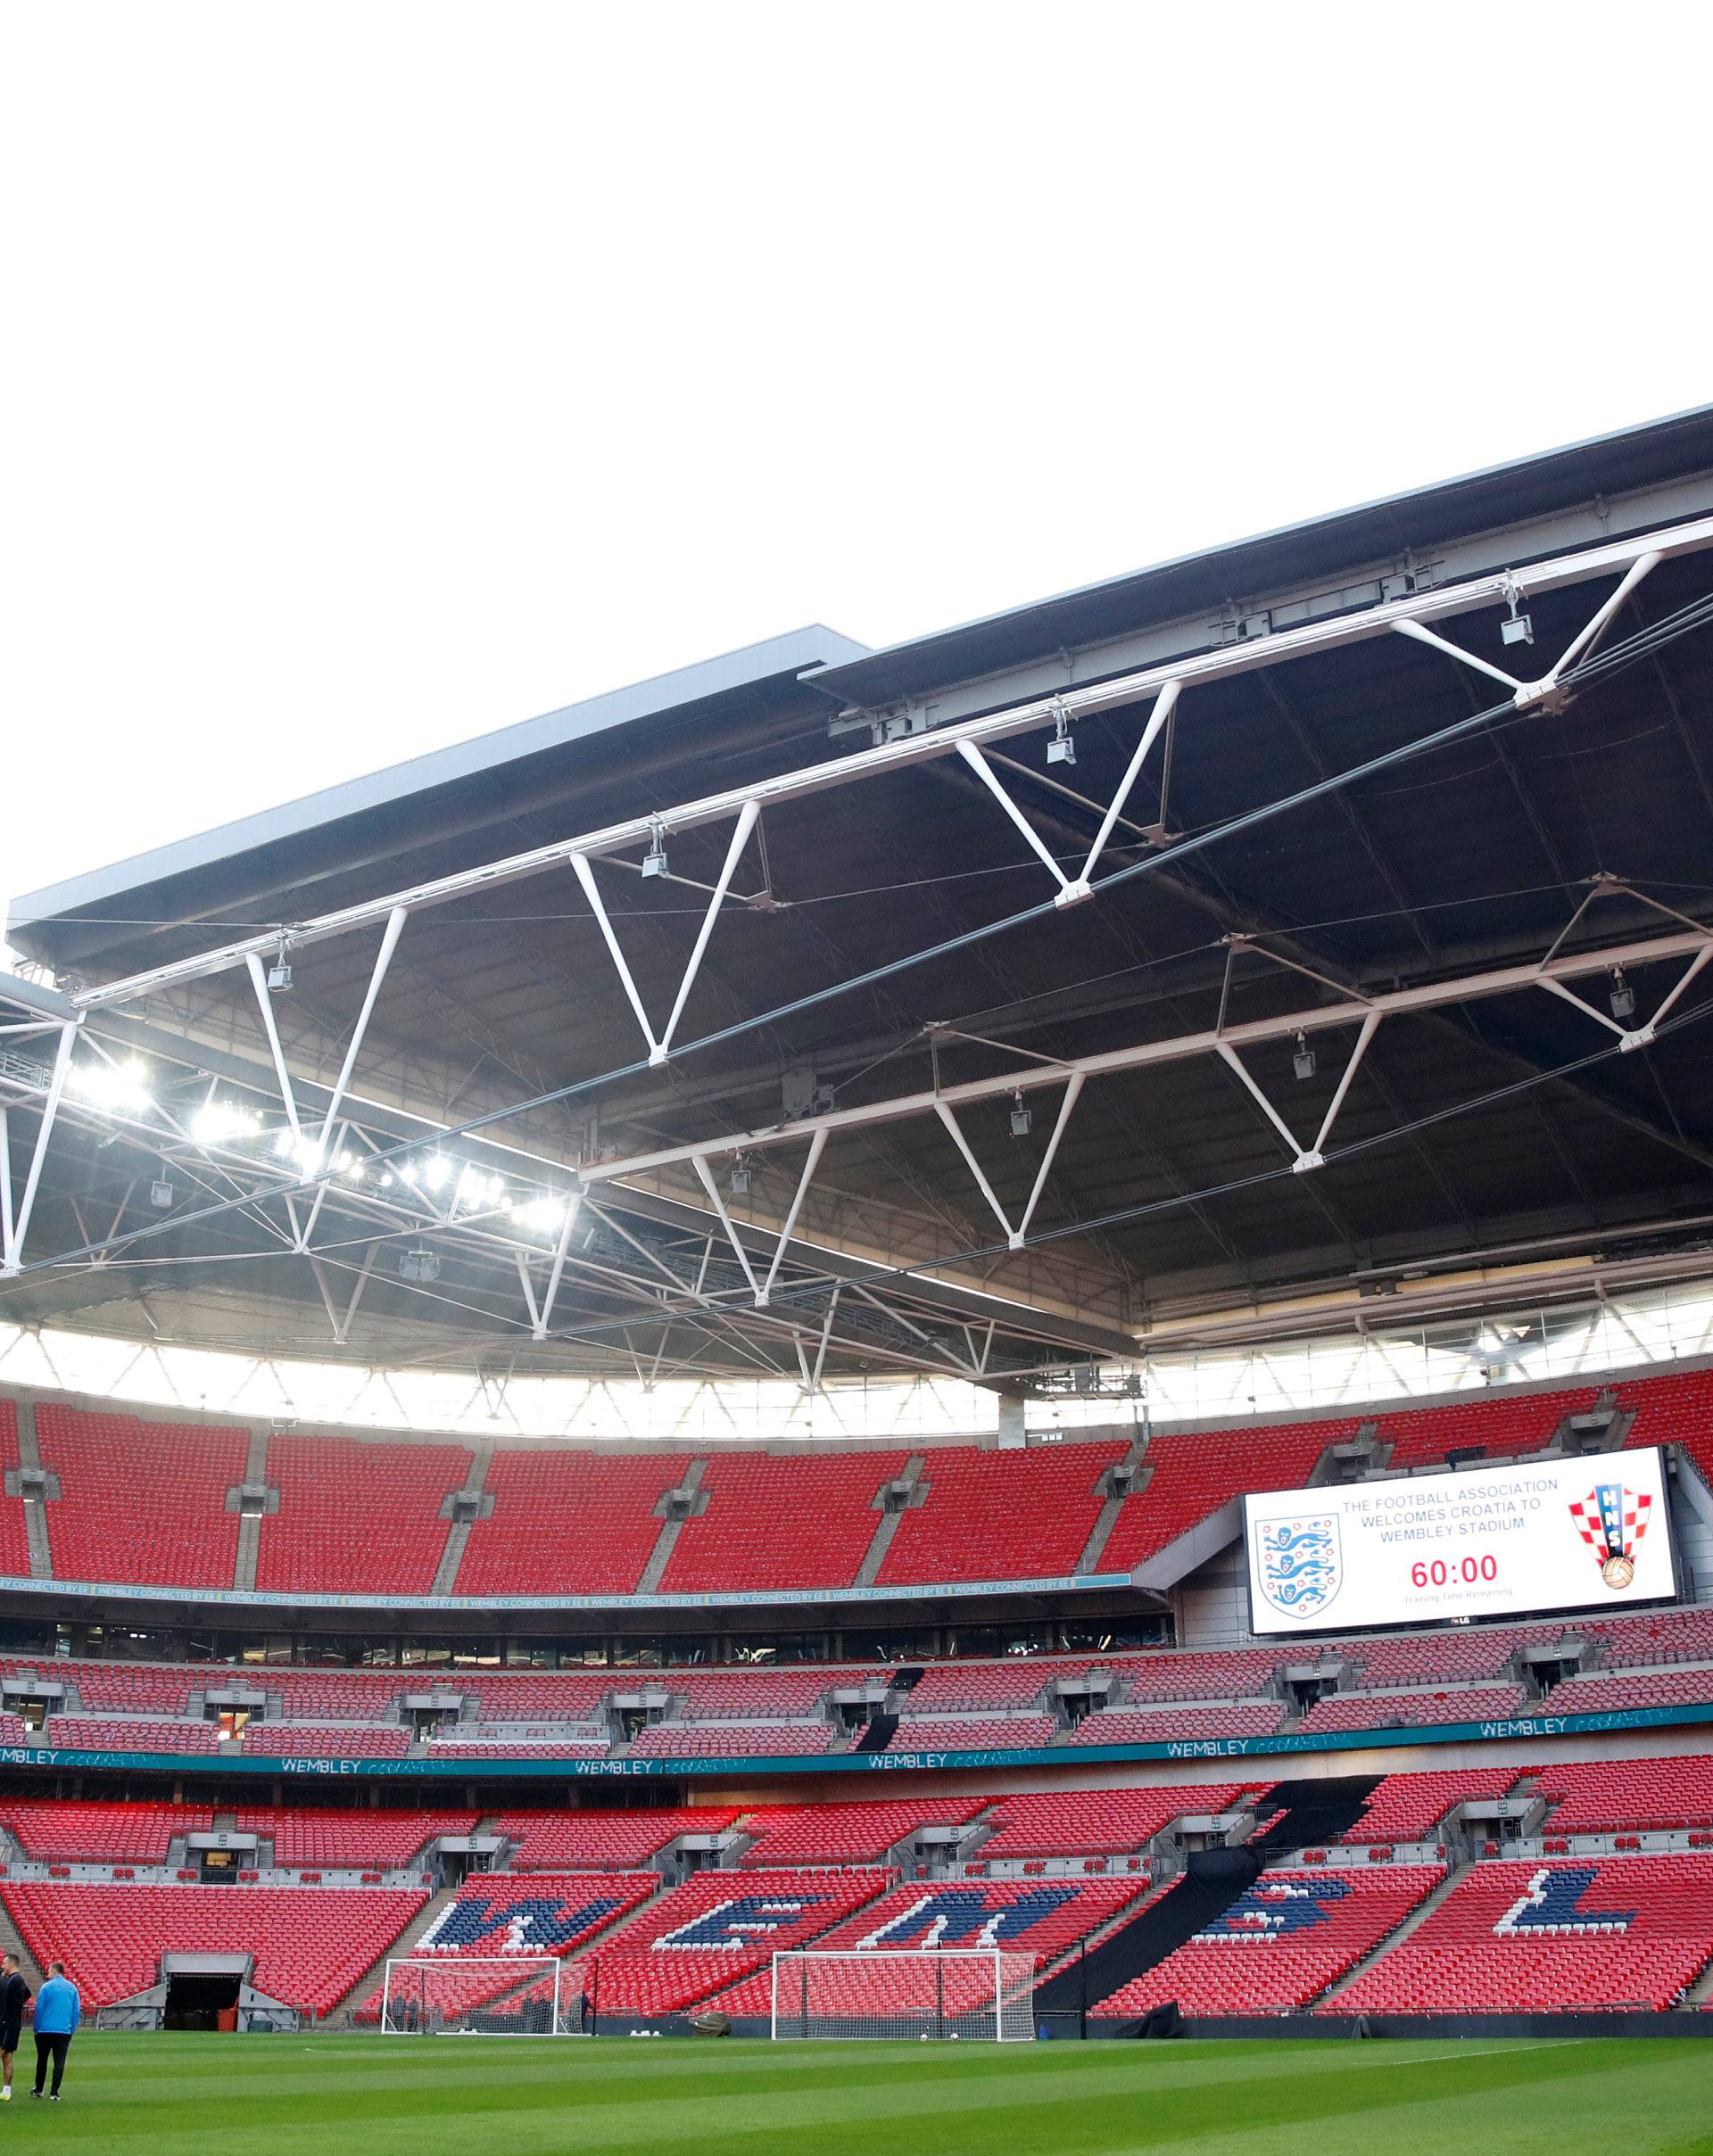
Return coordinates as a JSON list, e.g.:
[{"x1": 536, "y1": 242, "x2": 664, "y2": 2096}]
[{"x1": 4, "y1": 4, "x2": 1711, "y2": 946}]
